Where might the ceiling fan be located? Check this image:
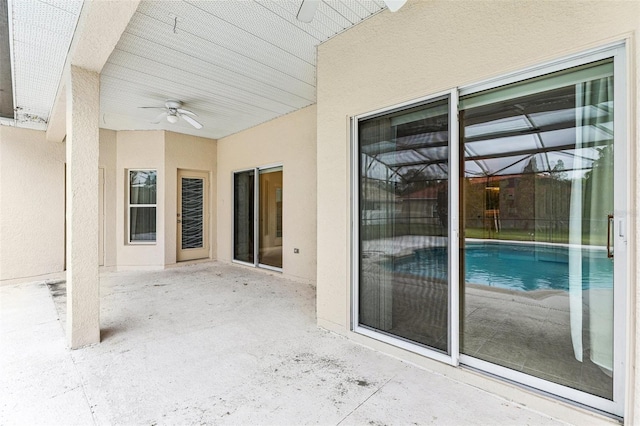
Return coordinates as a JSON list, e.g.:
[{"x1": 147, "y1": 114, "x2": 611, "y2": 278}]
[
  {"x1": 140, "y1": 100, "x2": 203, "y2": 129},
  {"x1": 297, "y1": 0, "x2": 407, "y2": 23}
]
